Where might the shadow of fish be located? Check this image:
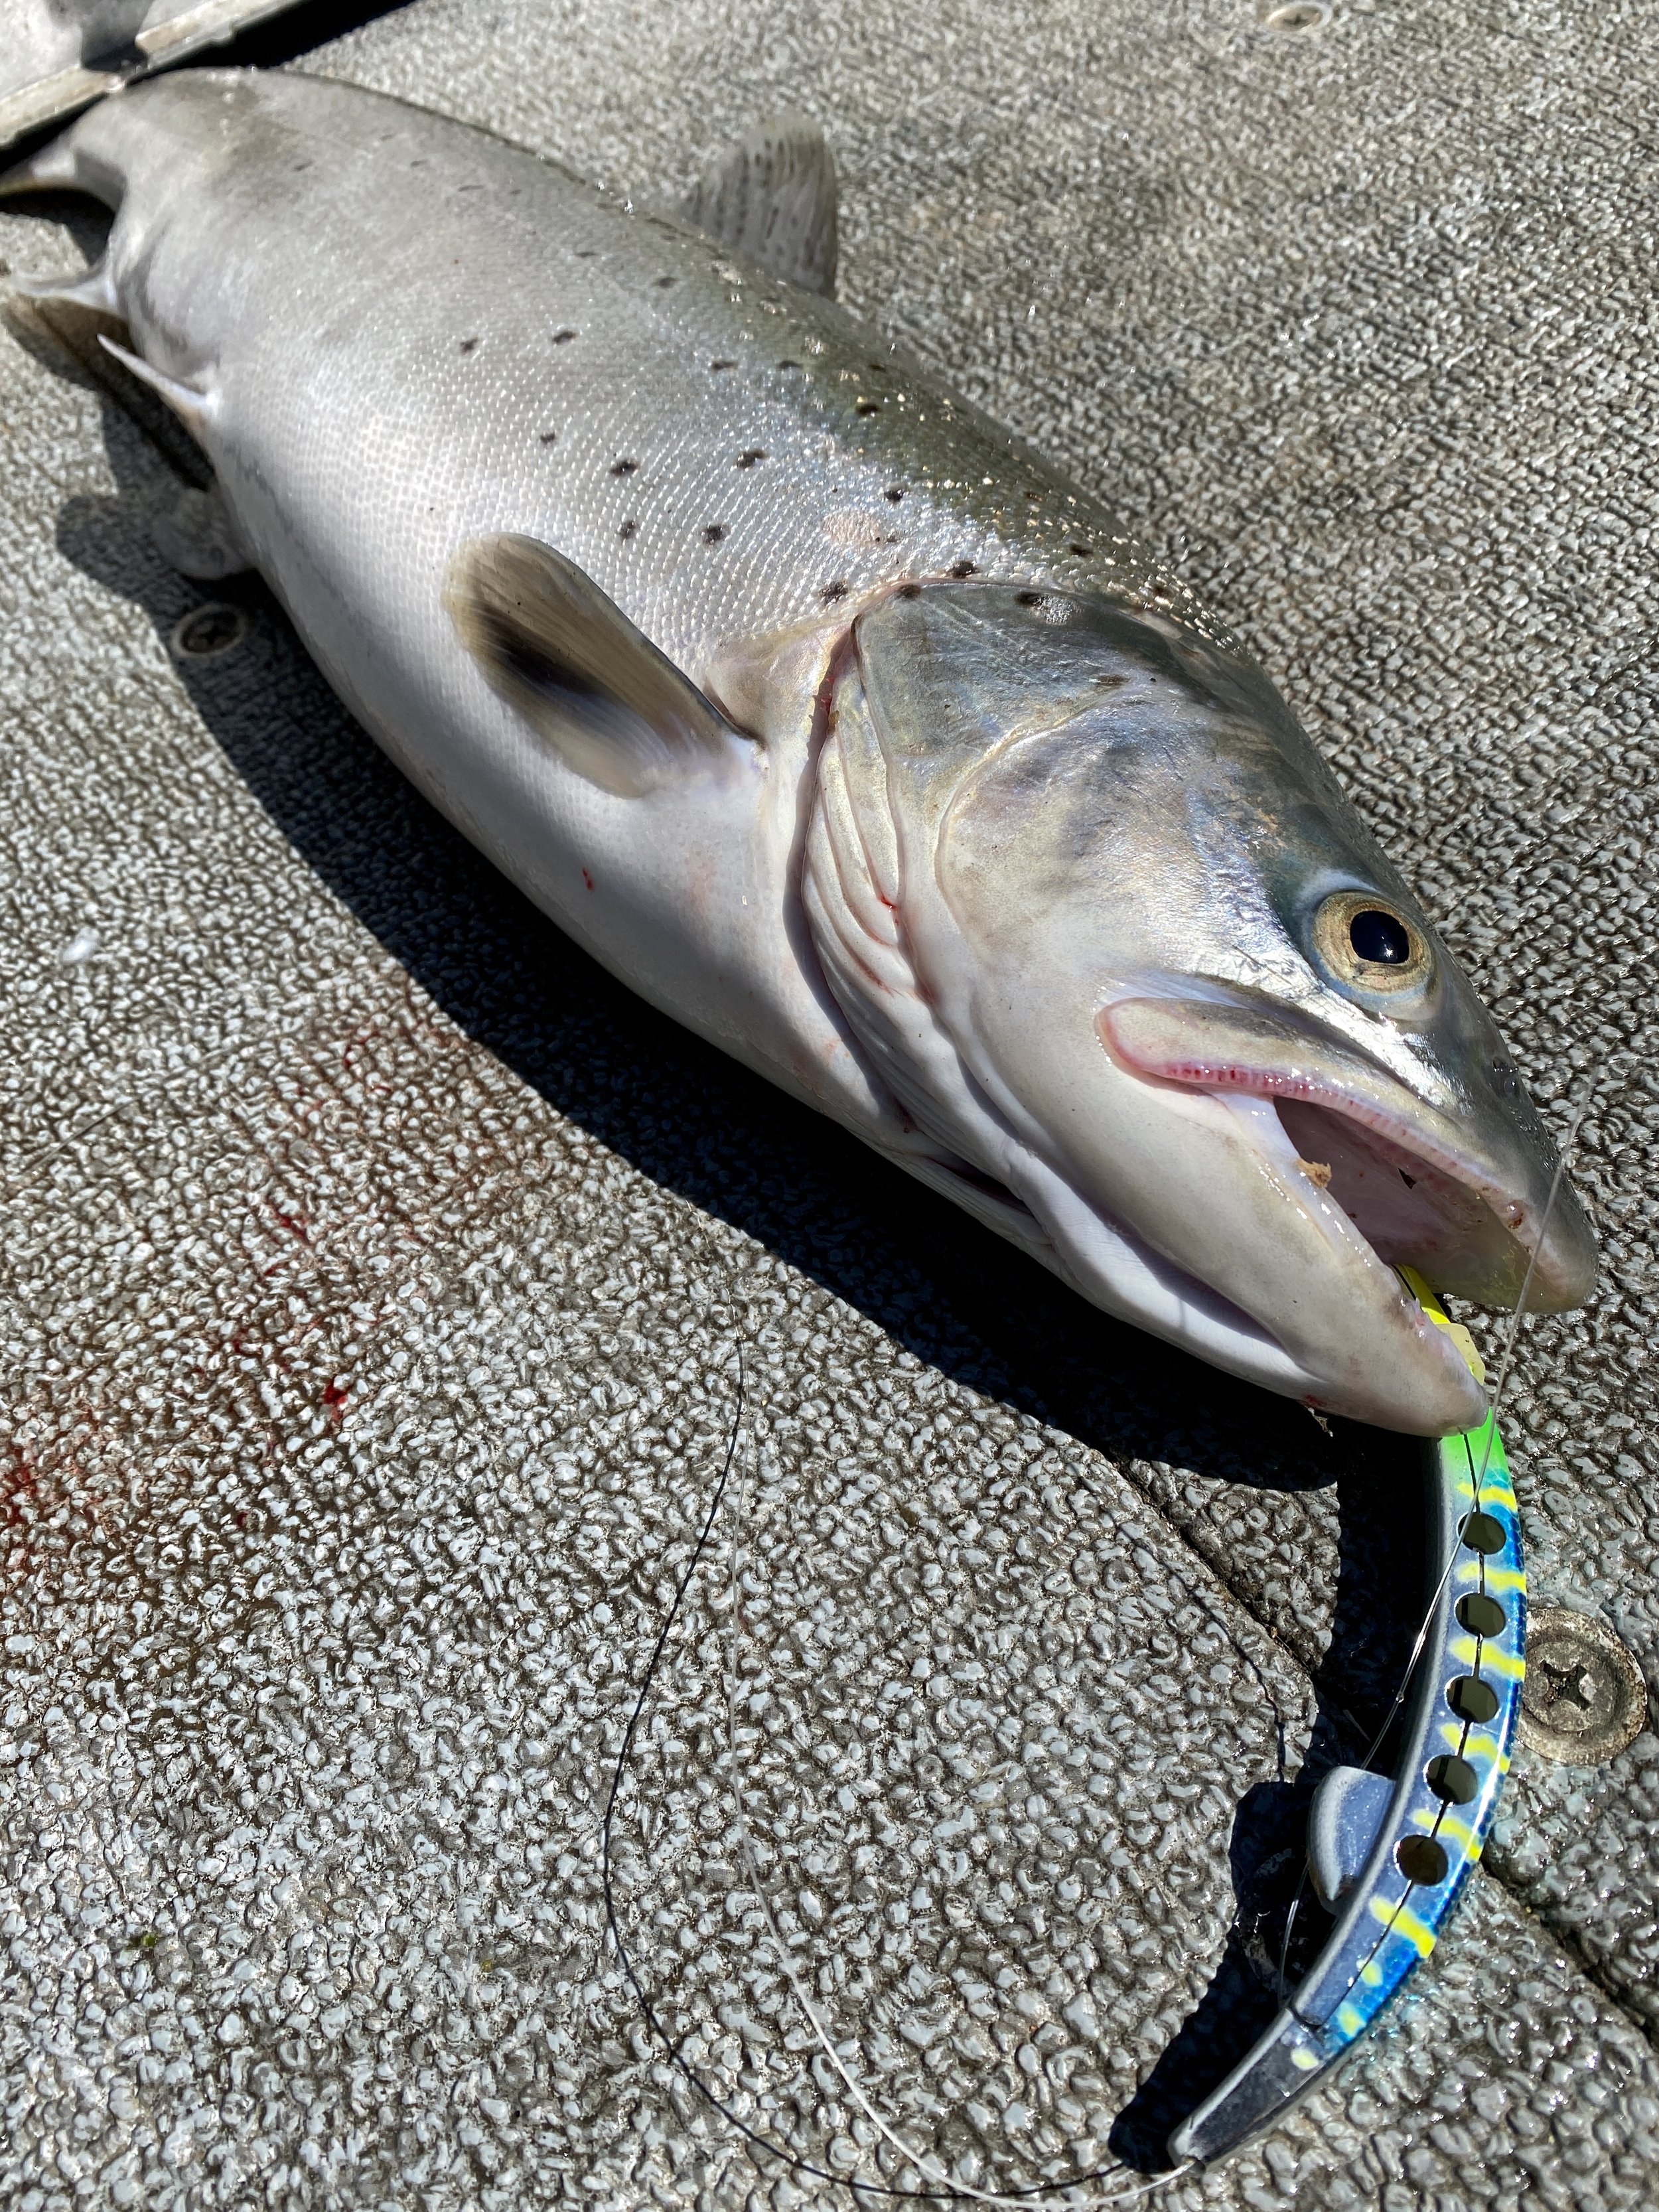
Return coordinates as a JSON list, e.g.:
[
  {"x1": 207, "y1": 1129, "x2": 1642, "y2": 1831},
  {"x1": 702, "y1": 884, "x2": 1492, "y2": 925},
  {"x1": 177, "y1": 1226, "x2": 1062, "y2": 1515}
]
[{"x1": 2, "y1": 68, "x2": 1595, "y2": 1433}]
